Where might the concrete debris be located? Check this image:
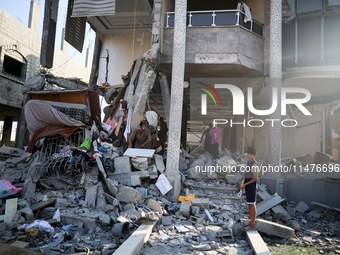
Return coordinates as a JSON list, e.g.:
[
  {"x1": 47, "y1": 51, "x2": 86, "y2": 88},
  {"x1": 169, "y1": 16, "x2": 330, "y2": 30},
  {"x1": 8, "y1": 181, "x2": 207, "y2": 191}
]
[
  {"x1": 296, "y1": 201, "x2": 309, "y2": 213},
  {"x1": 116, "y1": 186, "x2": 142, "y2": 204},
  {"x1": 313, "y1": 151, "x2": 334, "y2": 163},
  {"x1": 0, "y1": 139, "x2": 339, "y2": 255}
]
